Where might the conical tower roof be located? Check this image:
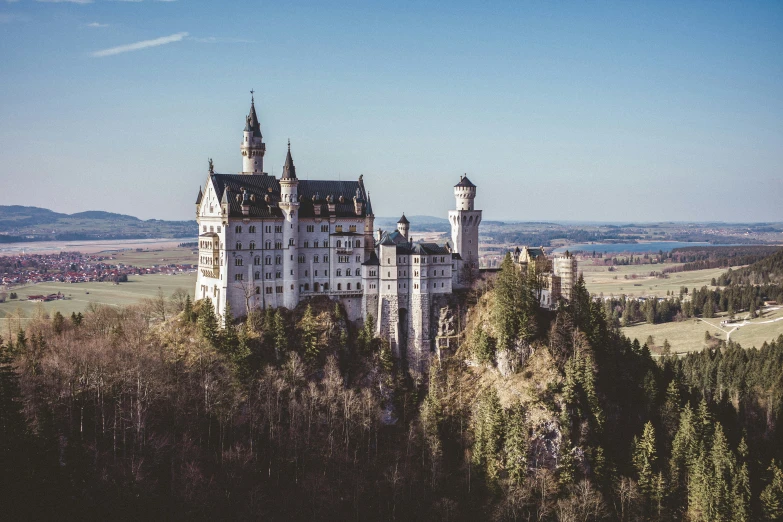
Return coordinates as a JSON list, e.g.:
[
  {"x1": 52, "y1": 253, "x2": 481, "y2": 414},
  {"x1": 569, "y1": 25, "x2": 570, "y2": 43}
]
[
  {"x1": 281, "y1": 140, "x2": 297, "y2": 180},
  {"x1": 244, "y1": 92, "x2": 262, "y2": 138}
]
